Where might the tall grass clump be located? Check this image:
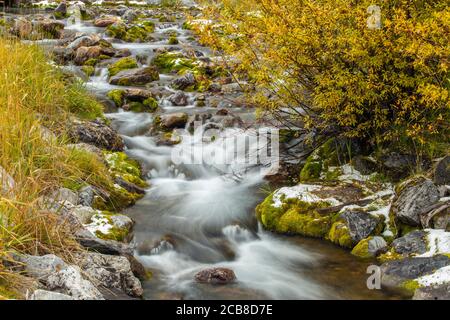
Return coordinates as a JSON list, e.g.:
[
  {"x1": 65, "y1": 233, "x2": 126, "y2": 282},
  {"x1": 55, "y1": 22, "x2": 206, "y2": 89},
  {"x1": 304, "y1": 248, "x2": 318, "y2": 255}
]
[{"x1": 0, "y1": 38, "x2": 114, "y2": 298}]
